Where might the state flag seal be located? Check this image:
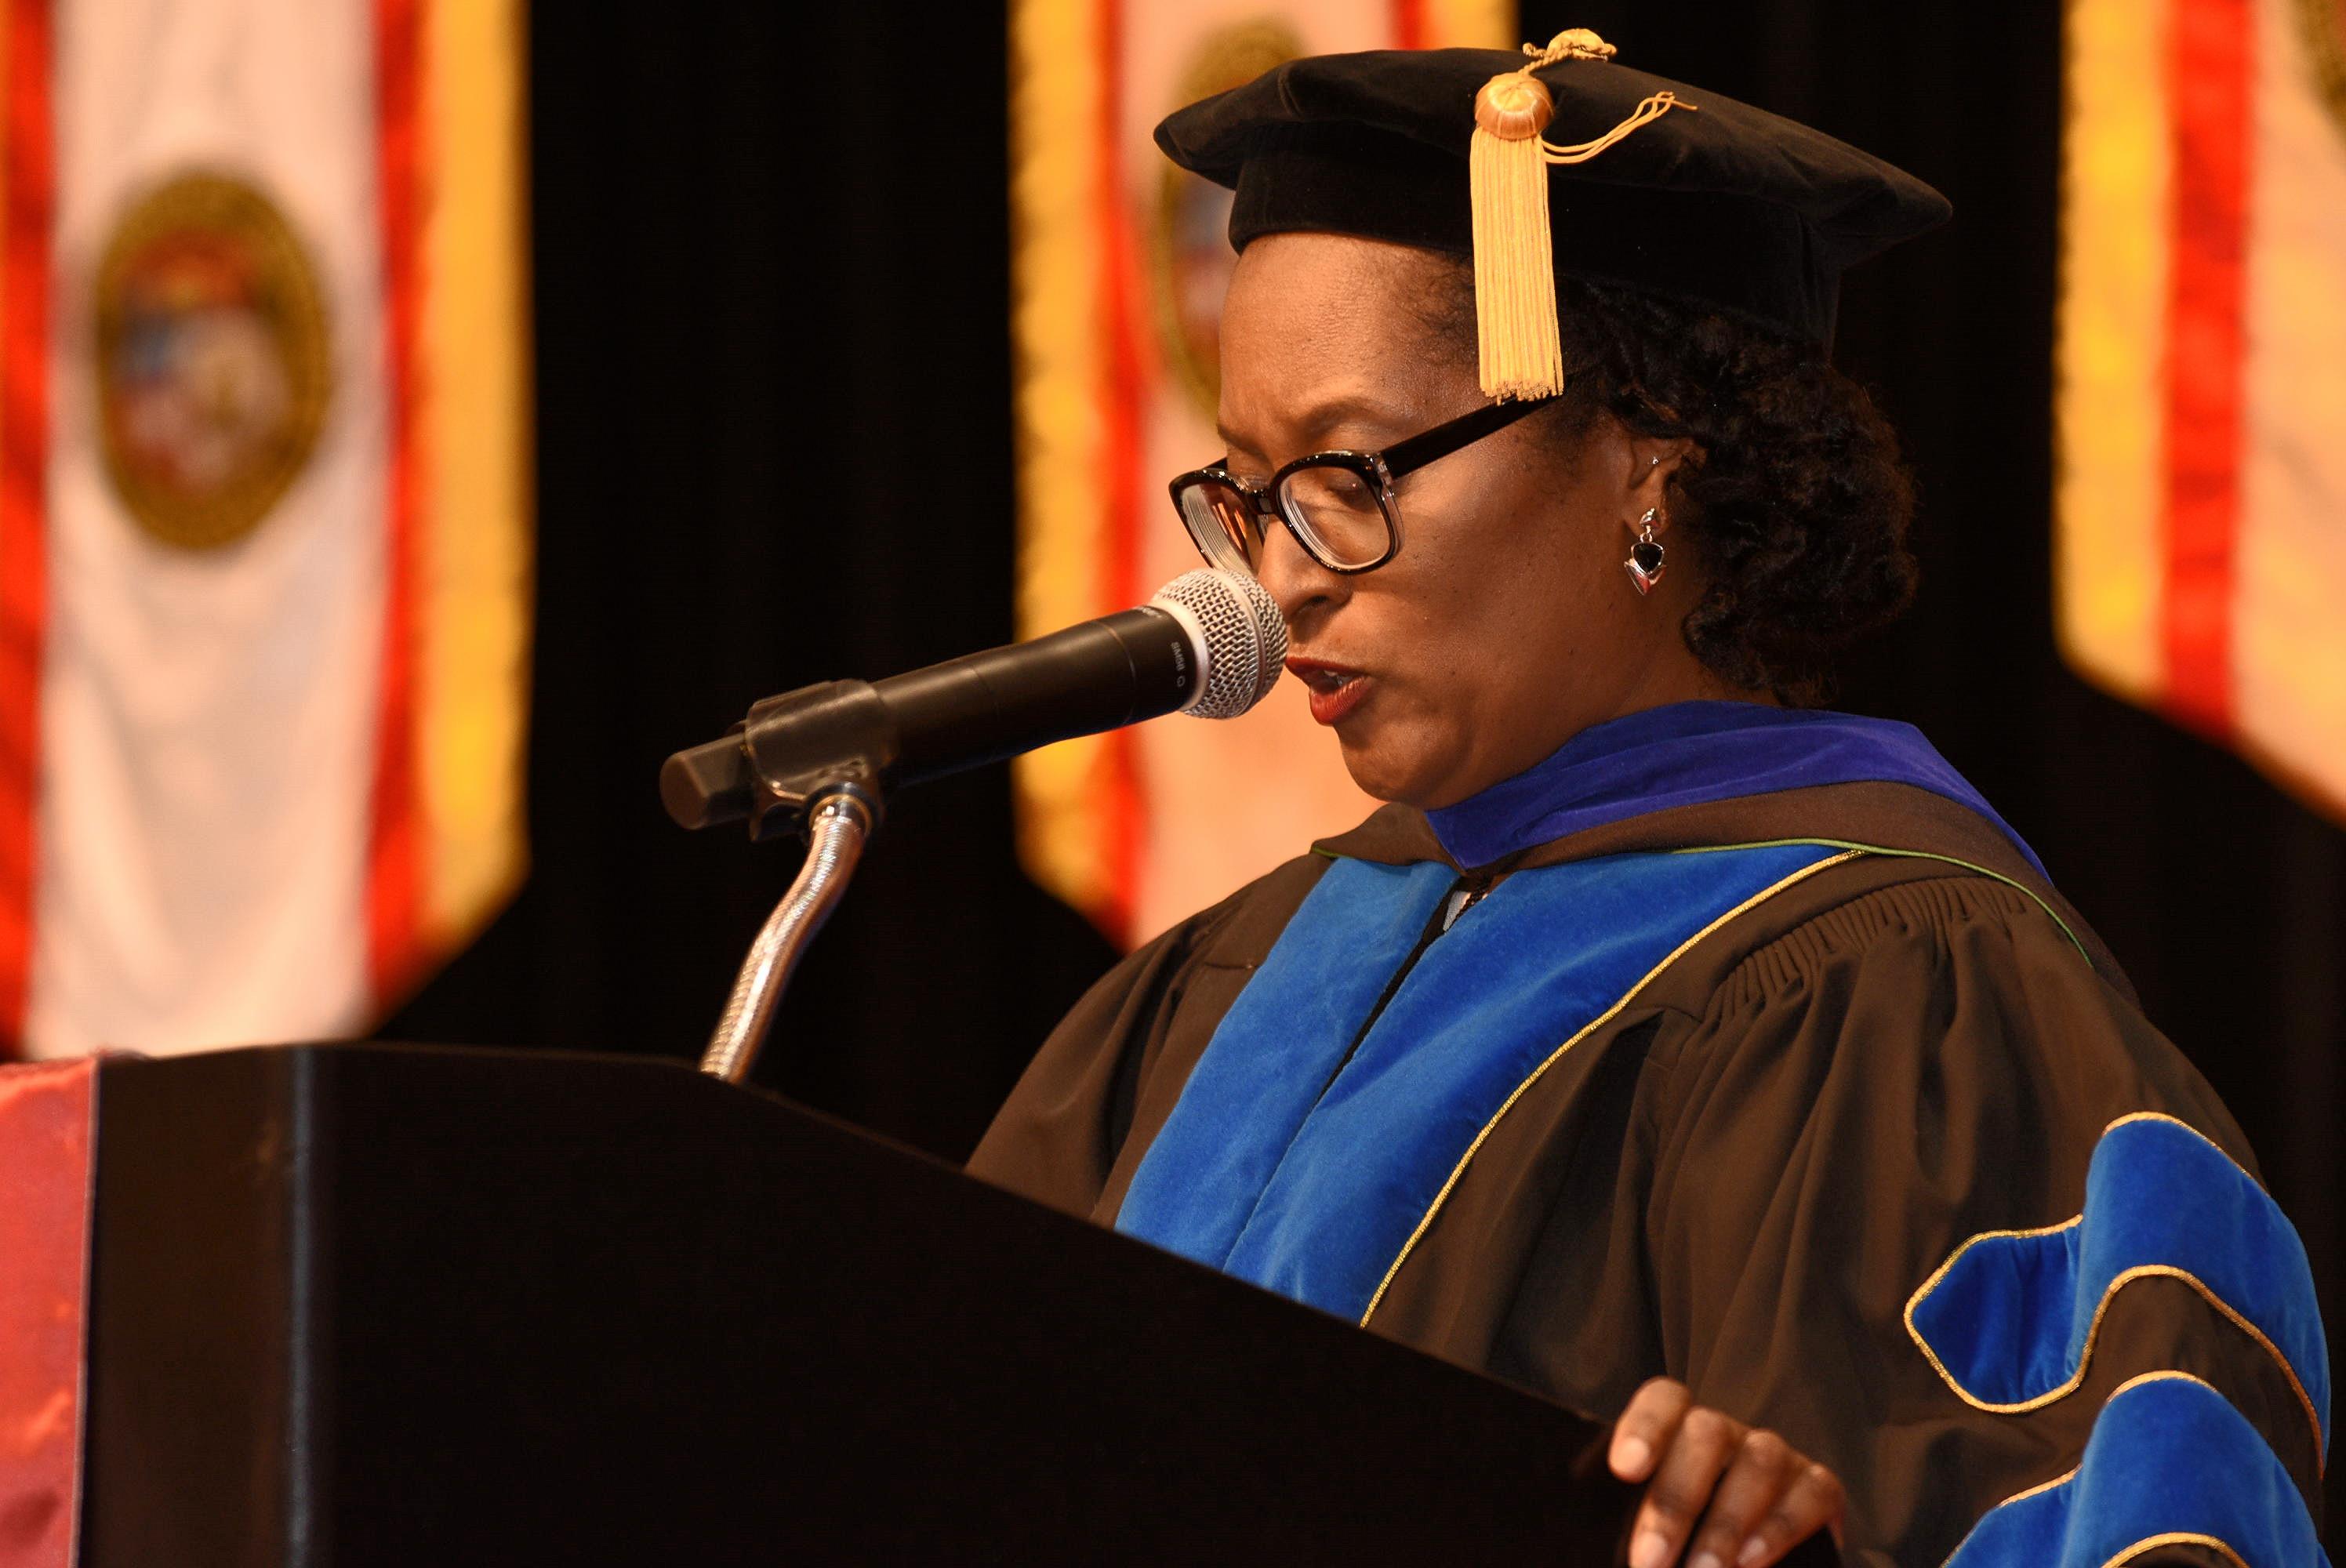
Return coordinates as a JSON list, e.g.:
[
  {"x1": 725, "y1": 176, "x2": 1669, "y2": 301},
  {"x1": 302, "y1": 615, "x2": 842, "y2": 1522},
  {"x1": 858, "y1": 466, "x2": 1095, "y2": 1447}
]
[{"x1": 93, "y1": 169, "x2": 332, "y2": 551}]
